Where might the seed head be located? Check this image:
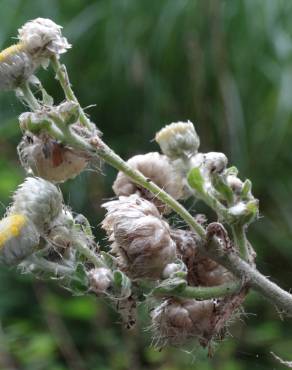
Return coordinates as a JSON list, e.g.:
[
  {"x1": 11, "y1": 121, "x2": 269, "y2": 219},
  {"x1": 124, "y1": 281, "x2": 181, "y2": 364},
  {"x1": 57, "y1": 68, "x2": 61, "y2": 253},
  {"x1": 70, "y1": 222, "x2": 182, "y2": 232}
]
[{"x1": 18, "y1": 18, "x2": 71, "y2": 62}]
